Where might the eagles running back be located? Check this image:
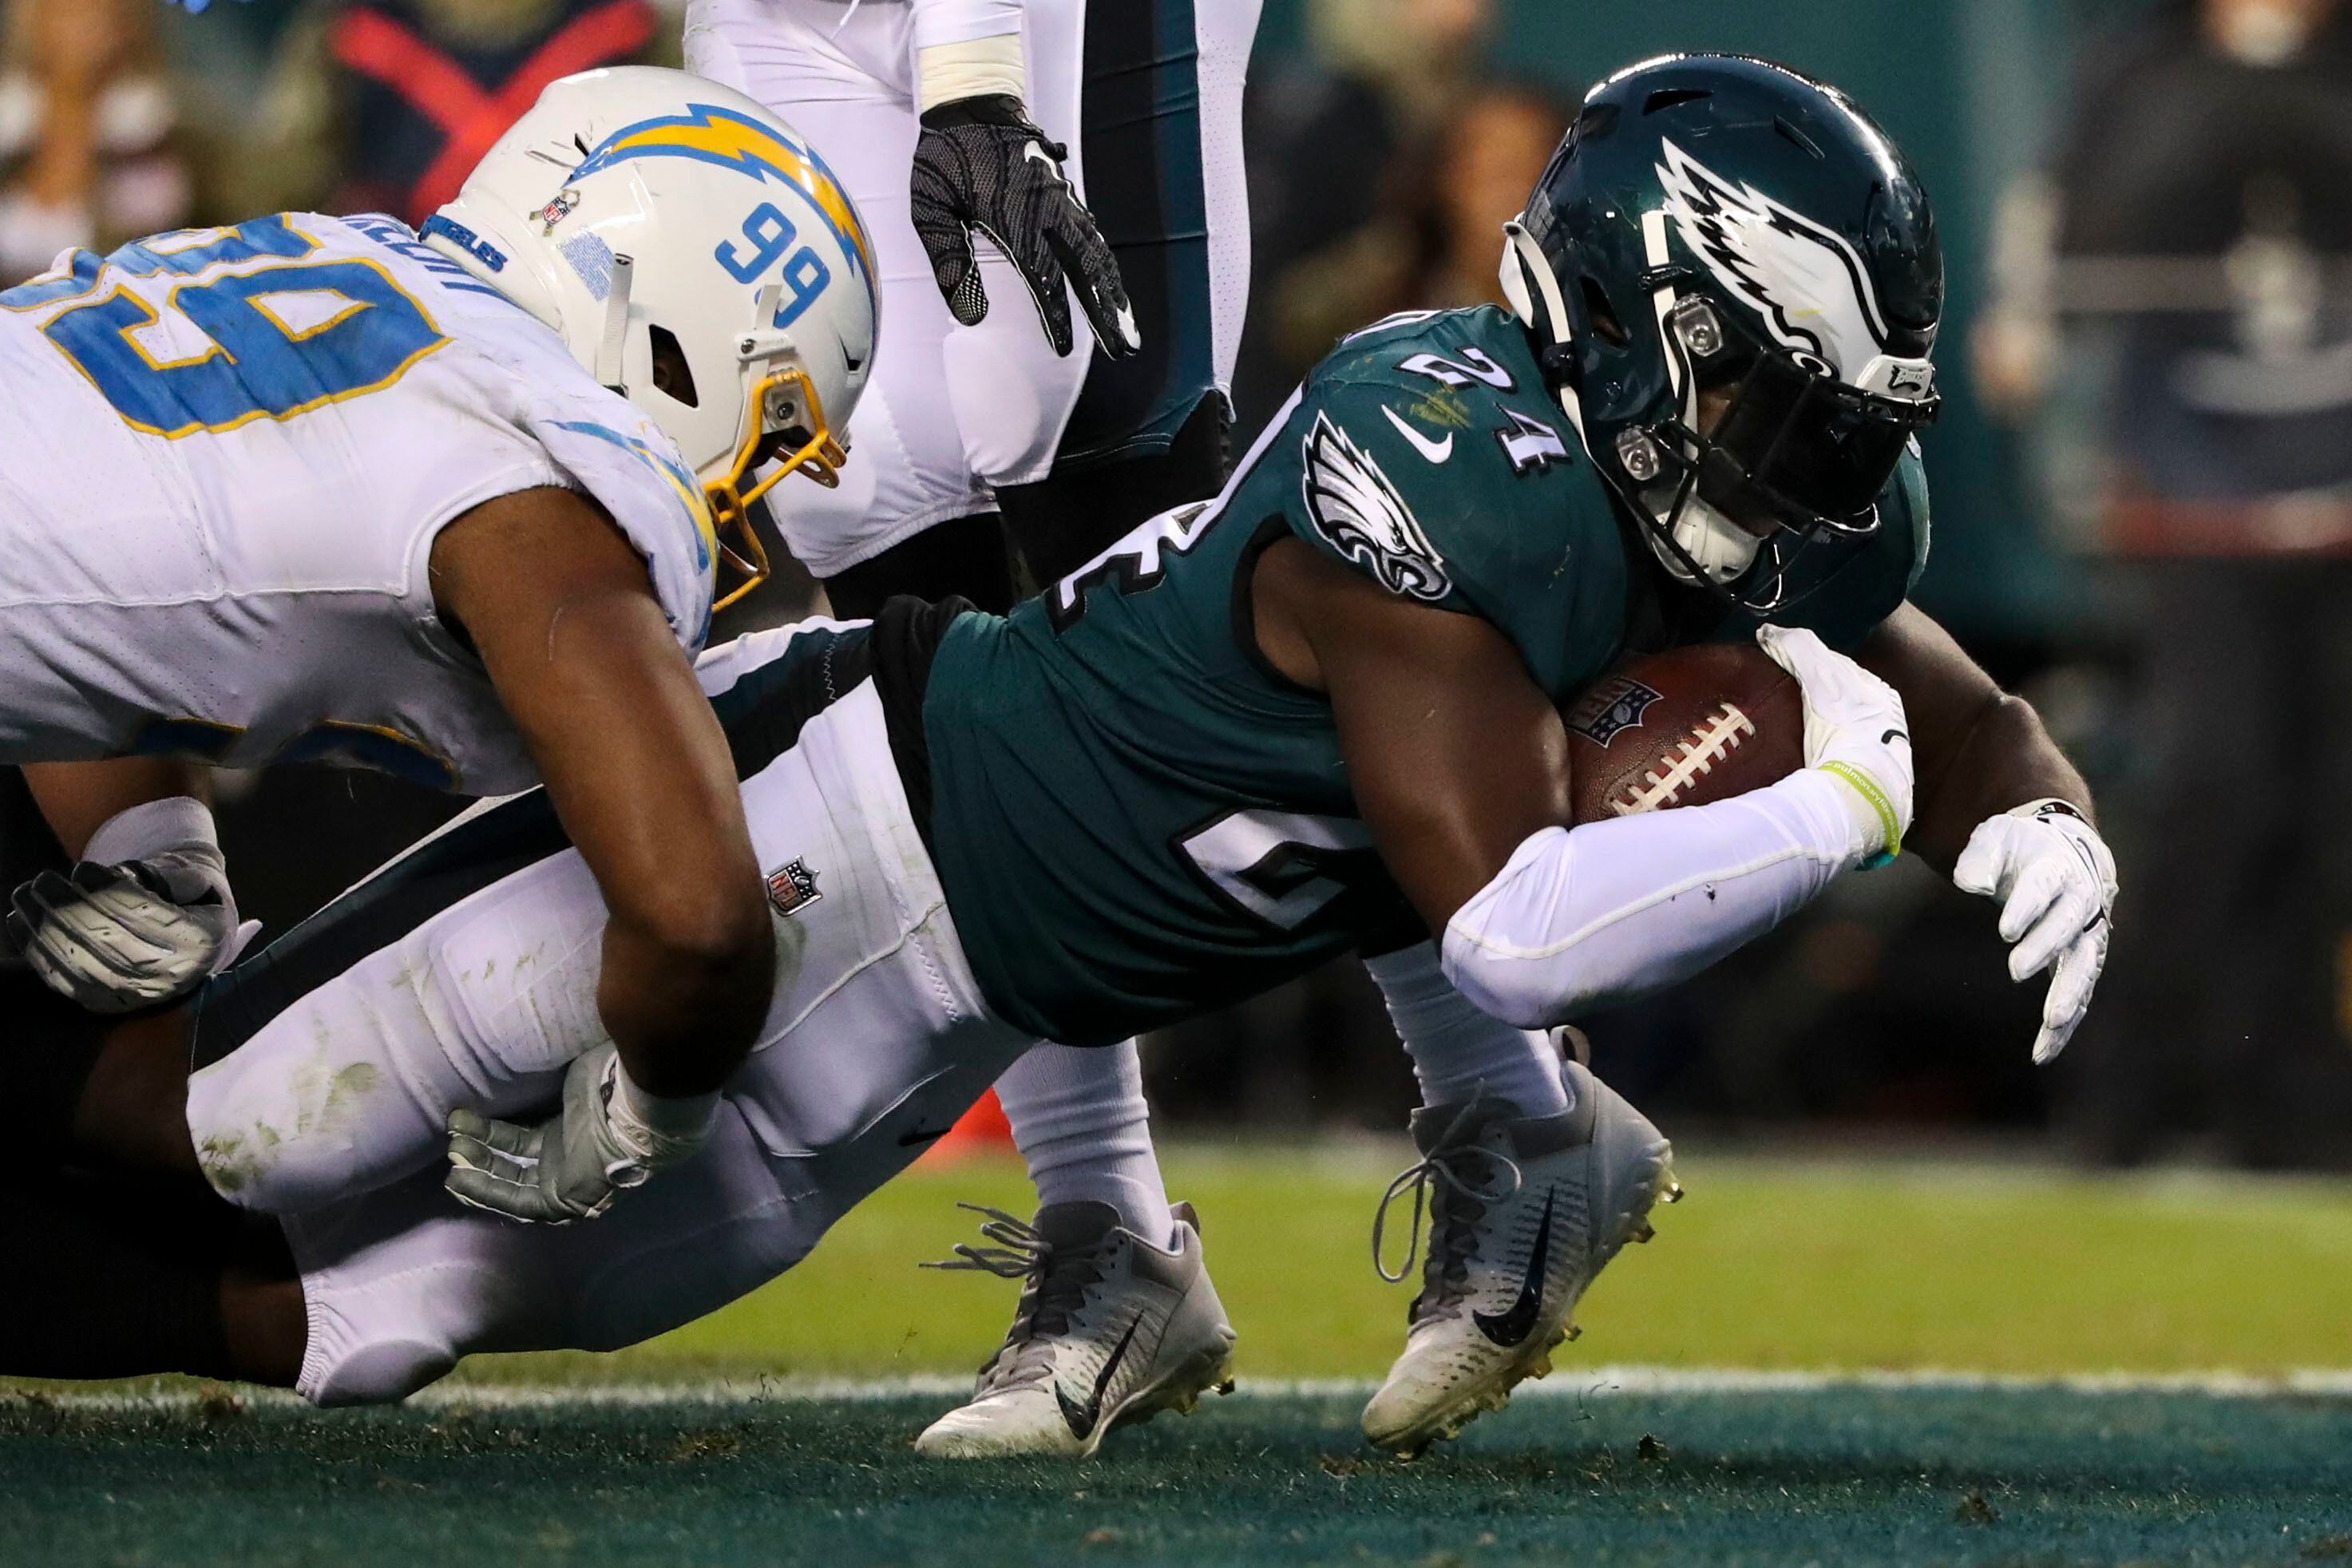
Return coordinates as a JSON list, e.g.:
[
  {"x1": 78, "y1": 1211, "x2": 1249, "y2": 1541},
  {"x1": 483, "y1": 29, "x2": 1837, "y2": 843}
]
[
  {"x1": 914, "y1": 305, "x2": 1929, "y2": 1045},
  {"x1": 0, "y1": 212, "x2": 719, "y2": 794}
]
